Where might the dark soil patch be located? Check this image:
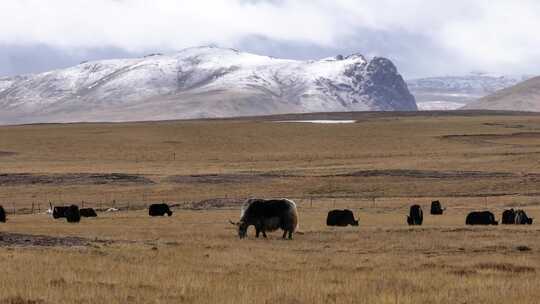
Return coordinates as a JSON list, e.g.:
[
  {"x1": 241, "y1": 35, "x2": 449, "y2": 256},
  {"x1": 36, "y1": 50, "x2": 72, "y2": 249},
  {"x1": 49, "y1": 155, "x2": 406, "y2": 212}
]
[
  {"x1": 516, "y1": 245, "x2": 532, "y2": 252},
  {"x1": 442, "y1": 132, "x2": 540, "y2": 146},
  {"x1": 483, "y1": 122, "x2": 527, "y2": 129},
  {"x1": 0, "y1": 173, "x2": 154, "y2": 186},
  {"x1": 166, "y1": 173, "x2": 277, "y2": 184},
  {"x1": 336, "y1": 169, "x2": 514, "y2": 179},
  {"x1": 474, "y1": 262, "x2": 535, "y2": 273},
  {"x1": 0, "y1": 296, "x2": 45, "y2": 304},
  {"x1": 0, "y1": 151, "x2": 17, "y2": 157},
  {"x1": 0, "y1": 232, "x2": 90, "y2": 247},
  {"x1": 448, "y1": 269, "x2": 478, "y2": 276}
]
